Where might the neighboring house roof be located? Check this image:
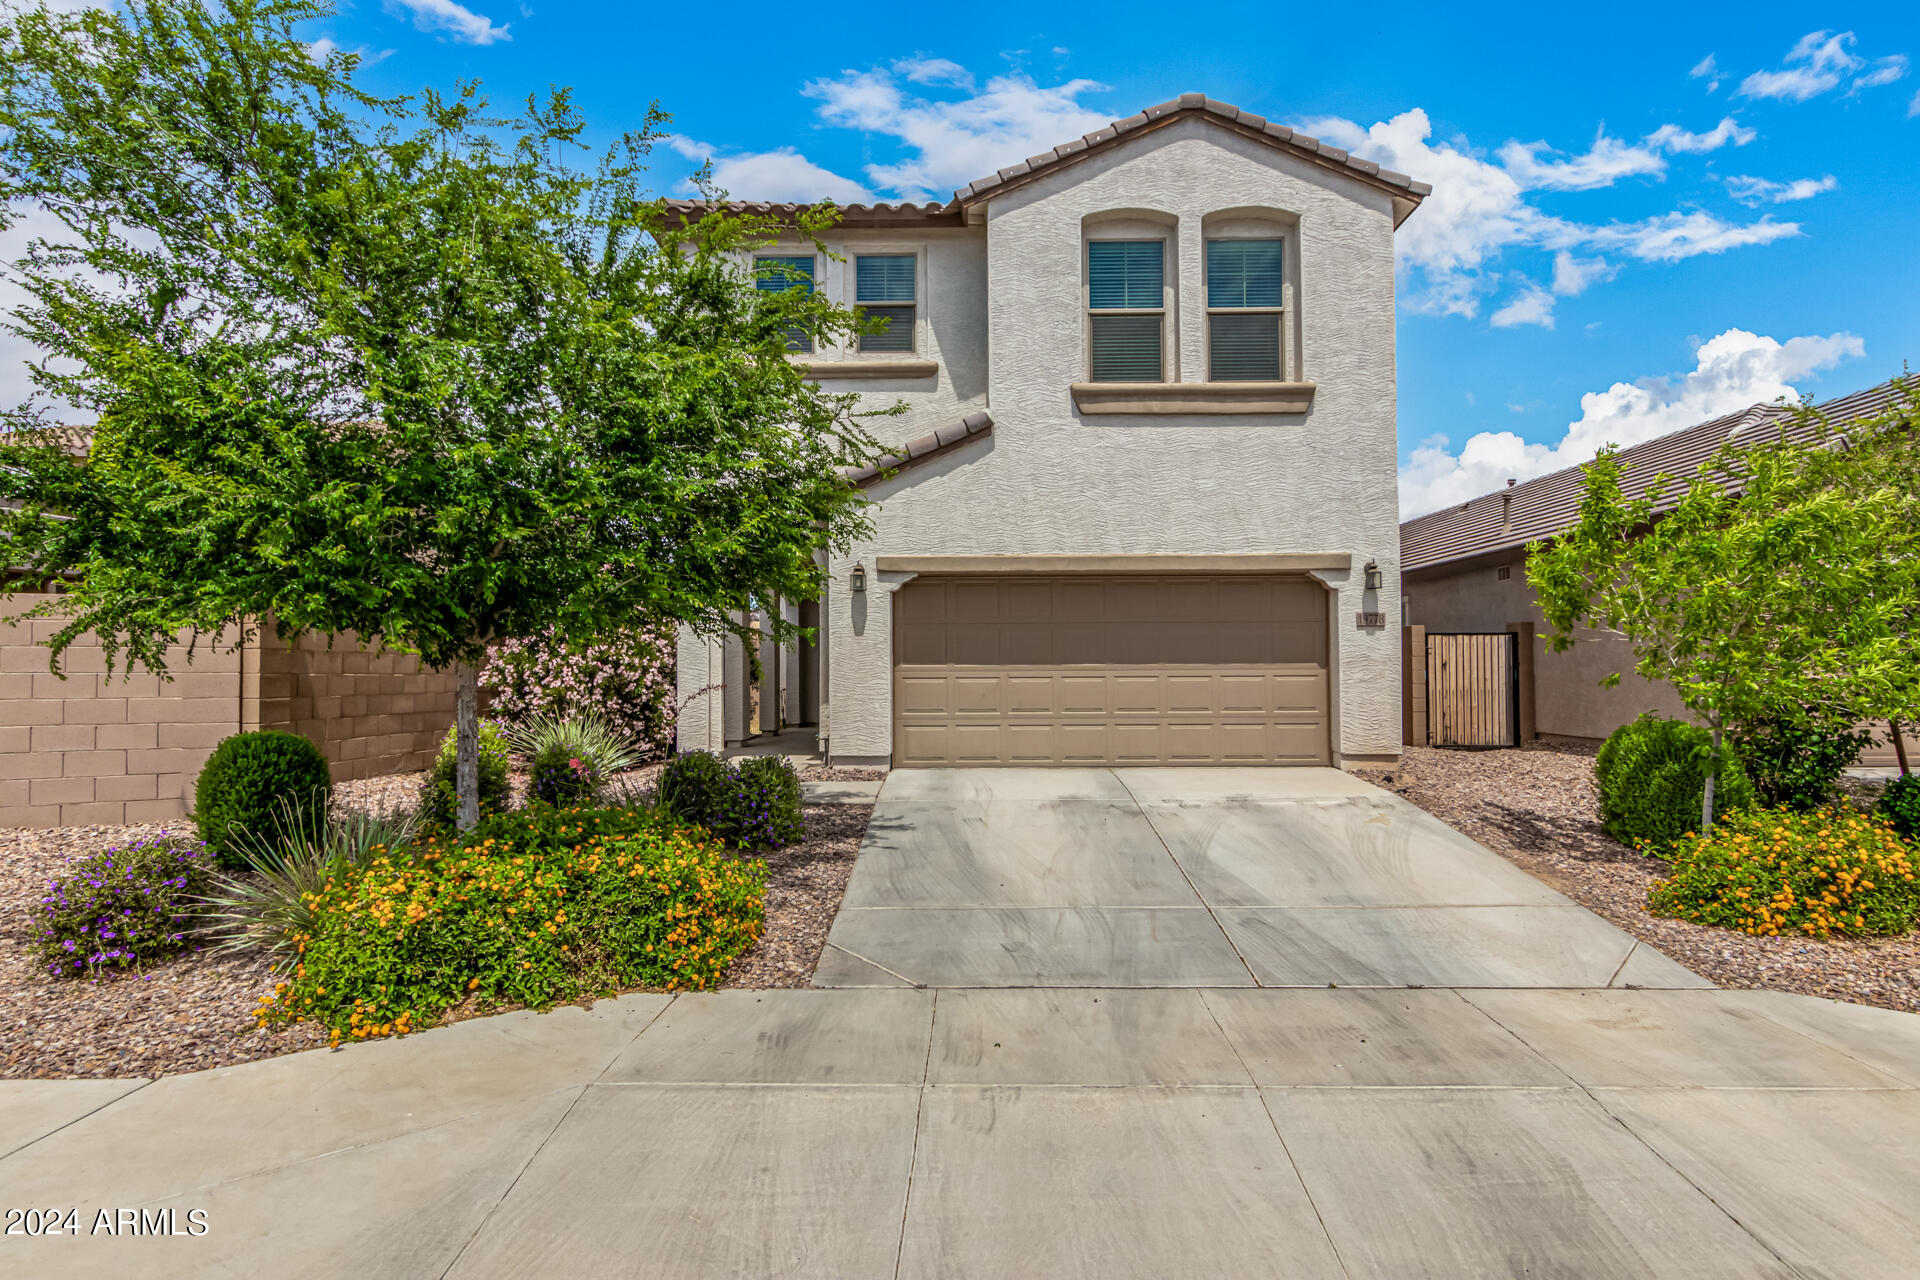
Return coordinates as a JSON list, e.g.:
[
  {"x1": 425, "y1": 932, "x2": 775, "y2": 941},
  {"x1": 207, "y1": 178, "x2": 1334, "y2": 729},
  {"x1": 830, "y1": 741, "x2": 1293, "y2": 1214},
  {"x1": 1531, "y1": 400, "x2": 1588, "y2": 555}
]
[
  {"x1": 664, "y1": 93, "x2": 1432, "y2": 230},
  {"x1": 844, "y1": 411, "x2": 992, "y2": 487},
  {"x1": 1400, "y1": 379, "x2": 1914, "y2": 575}
]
